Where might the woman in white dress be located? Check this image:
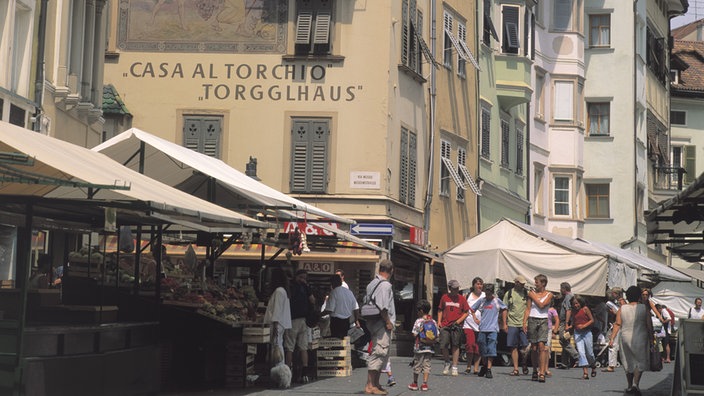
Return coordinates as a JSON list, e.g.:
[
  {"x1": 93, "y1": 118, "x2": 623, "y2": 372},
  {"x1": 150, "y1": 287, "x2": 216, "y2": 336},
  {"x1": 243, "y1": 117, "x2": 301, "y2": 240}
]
[
  {"x1": 608, "y1": 286, "x2": 649, "y2": 396},
  {"x1": 463, "y1": 277, "x2": 485, "y2": 374},
  {"x1": 264, "y1": 268, "x2": 292, "y2": 364}
]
